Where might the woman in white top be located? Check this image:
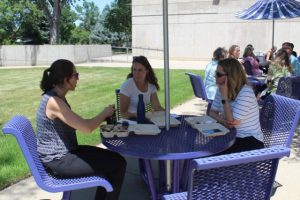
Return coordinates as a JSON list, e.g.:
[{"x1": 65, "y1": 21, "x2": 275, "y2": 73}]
[
  {"x1": 209, "y1": 58, "x2": 264, "y2": 154},
  {"x1": 120, "y1": 56, "x2": 164, "y2": 119}
]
